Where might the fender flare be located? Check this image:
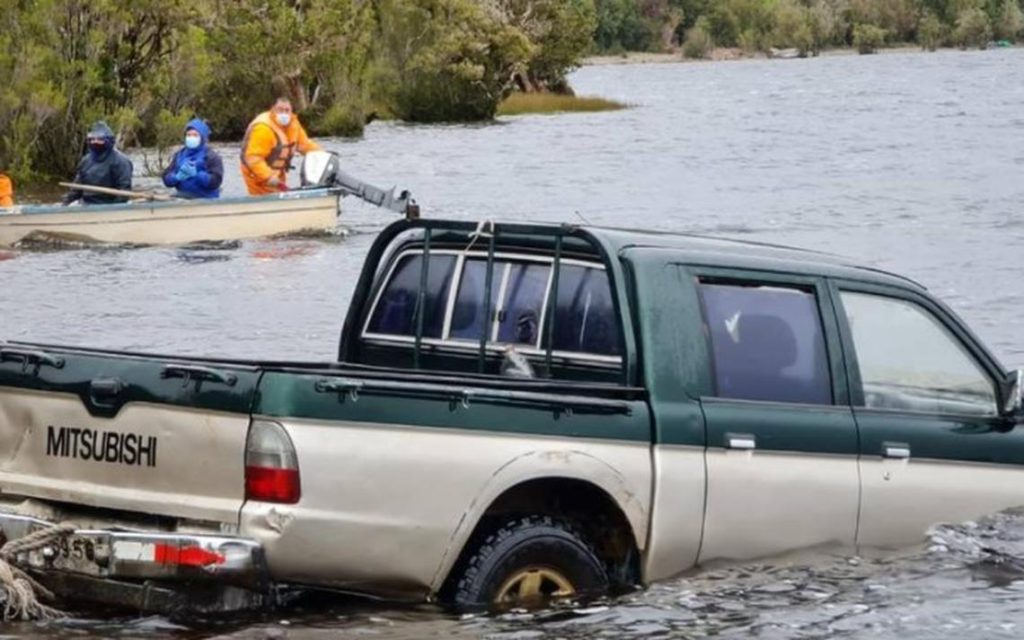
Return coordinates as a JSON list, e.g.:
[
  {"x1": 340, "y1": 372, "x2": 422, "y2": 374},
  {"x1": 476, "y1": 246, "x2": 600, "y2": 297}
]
[{"x1": 429, "y1": 448, "x2": 649, "y2": 592}]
